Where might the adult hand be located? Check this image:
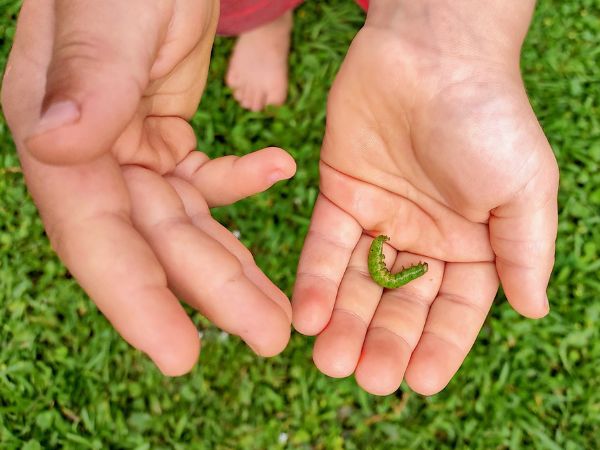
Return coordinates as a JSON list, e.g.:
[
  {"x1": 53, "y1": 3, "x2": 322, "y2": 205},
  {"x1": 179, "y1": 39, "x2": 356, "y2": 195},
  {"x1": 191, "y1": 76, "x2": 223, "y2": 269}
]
[
  {"x1": 292, "y1": 0, "x2": 558, "y2": 395},
  {"x1": 2, "y1": 0, "x2": 296, "y2": 375}
]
